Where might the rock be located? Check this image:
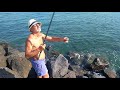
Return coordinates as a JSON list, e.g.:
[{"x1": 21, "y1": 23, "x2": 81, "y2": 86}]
[
  {"x1": 63, "y1": 70, "x2": 76, "y2": 78},
  {"x1": 84, "y1": 71, "x2": 93, "y2": 78},
  {"x1": 0, "y1": 43, "x2": 20, "y2": 56},
  {"x1": 6, "y1": 54, "x2": 32, "y2": 78},
  {"x1": 45, "y1": 45, "x2": 52, "y2": 51},
  {"x1": 116, "y1": 70, "x2": 120, "y2": 78},
  {"x1": 104, "y1": 68, "x2": 117, "y2": 78},
  {"x1": 17, "y1": 52, "x2": 26, "y2": 58},
  {"x1": 0, "y1": 43, "x2": 9, "y2": 56},
  {"x1": 46, "y1": 60, "x2": 55, "y2": 78},
  {"x1": 0, "y1": 45, "x2": 5, "y2": 55},
  {"x1": 67, "y1": 51, "x2": 81, "y2": 60},
  {"x1": 92, "y1": 72, "x2": 106, "y2": 78},
  {"x1": 45, "y1": 49, "x2": 60, "y2": 63},
  {"x1": 67, "y1": 51, "x2": 82, "y2": 65},
  {"x1": 82, "y1": 76, "x2": 89, "y2": 78},
  {"x1": 0, "y1": 67, "x2": 22, "y2": 78},
  {"x1": 93, "y1": 58, "x2": 109, "y2": 66},
  {"x1": 27, "y1": 67, "x2": 37, "y2": 78},
  {"x1": 46, "y1": 49, "x2": 60, "y2": 59},
  {"x1": 0, "y1": 54, "x2": 7, "y2": 67},
  {"x1": 80, "y1": 53, "x2": 96, "y2": 70},
  {"x1": 84, "y1": 71, "x2": 106, "y2": 78},
  {"x1": 68, "y1": 65, "x2": 87, "y2": 77},
  {"x1": 7, "y1": 46, "x2": 20, "y2": 56},
  {"x1": 46, "y1": 54, "x2": 69, "y2": 78},
  {"x1": 91, "y1": 57, "x2": 109, "y2": 71},
  {"x1": 83, "y1": 53, "x2": 96, "y2": 64}
]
